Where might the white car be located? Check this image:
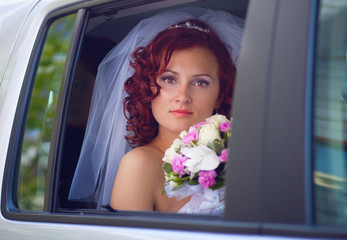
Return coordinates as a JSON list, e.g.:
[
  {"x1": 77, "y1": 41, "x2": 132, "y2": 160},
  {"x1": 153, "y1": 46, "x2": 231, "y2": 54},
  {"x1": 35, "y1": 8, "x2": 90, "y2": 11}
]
[{"x1": 1, "y1": 0, "x2": 346, "y2": 239}]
